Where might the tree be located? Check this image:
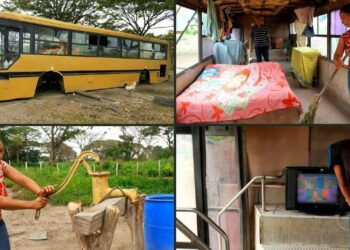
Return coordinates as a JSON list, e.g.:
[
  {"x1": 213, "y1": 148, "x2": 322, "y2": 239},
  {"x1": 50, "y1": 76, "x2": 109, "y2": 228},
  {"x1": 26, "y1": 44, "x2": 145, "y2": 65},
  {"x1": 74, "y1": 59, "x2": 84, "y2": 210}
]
[
  {"x1": 41, "y1": 126, "x2": 82, "y2": 164},
  {"x1": 1, "y1": 127, "x2": 41, "y2": 163},
  {"x1": 85, "y1": 139, "x2": 122, "y2": 159},
  {"x1": 119, "y1": 126, "x2": 137, "y2": 160},
  {"x1": 74, "y1": 128, "x2": 107, "y2": 152},
  {"x1": 58, "y1": 143, "x2": 77, "y2": 162},
  {"x1": 139, "y1": 126, "x2": 160, "y2": 159},
  {"x1": 160, "y1": 126, "x2": 174, "y2": 155},
  {"x1": 150, "y1": 145, "x2": 172, "y2": 159},
  {"x1": 1, "y1": 0, "x2": 99, "y2": 24},
  {"x1": 138, "y1": 126, "x2": 174, "y2": 156},
  {"x1": 99, "y1": 0, "x2": 173, "y2": 36}
]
